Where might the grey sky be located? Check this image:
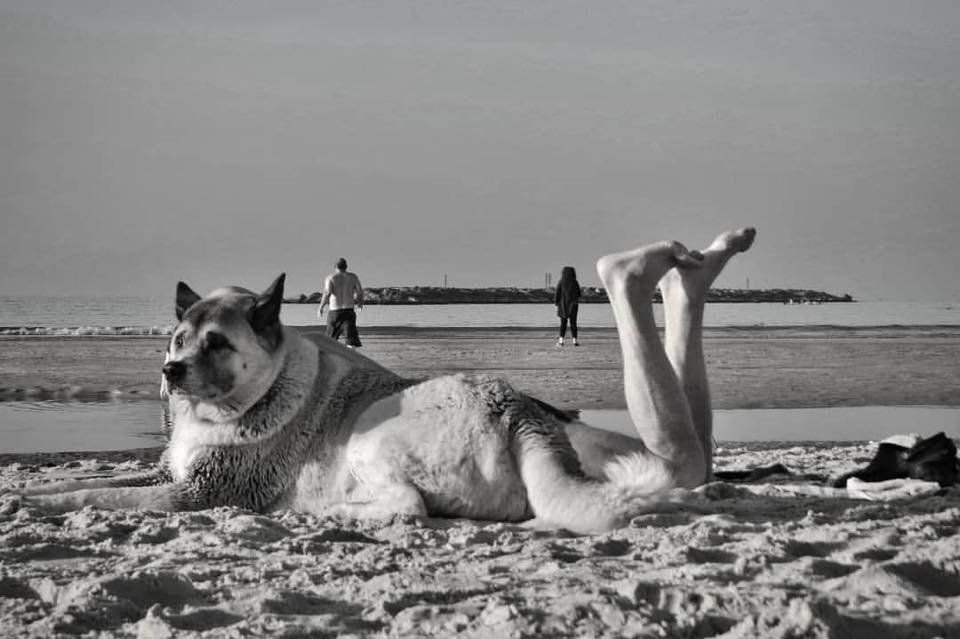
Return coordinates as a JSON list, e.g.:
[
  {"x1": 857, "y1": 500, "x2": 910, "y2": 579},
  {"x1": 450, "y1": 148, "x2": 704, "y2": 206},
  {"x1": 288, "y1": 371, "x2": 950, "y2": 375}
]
[{"x1": 2, "y1": 1, "x2": 958, "y2": 301}]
